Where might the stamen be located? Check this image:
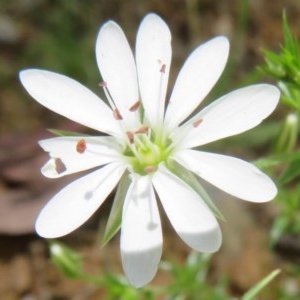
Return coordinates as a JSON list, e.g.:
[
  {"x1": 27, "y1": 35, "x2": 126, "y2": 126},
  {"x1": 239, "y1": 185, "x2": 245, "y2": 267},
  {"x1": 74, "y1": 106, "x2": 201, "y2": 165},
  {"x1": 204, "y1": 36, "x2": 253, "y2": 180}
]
[
  {"x1": 113, "y1": 109, "x2": 123, "y2": 120},
  {"x1": 193, "y1": 119, "x2": 203, "y2": 128},
  {"x1": 129, "y1": 101, "x2": 141, "y2": 112},
  {"x1": 134, "y1": 135, "x2": 147, "y2": 151},
  {"x1": 54, "y1": 158, "x2": 66, "y2": 174},
  {"x1": 160, "y1": 64, "x2": 166, "y2": 73},
  {"x1": 126, "y1": 131, "x2": 134, "y2": 144},
  {"x1": 128, "y1": 142, "x2": 143, "y2": 162},
  {"x1": 144, "y1": 166, "x2": 157, "y2": 173},
  {"x1": 99, "y1": 81, "x2": 123, "y2": 121},
  {"x1": 76, "y1": 138, "x2": 86, "y2": 154},
  {"x1": 135, "y1": 126, "x2": 149, "y2": 135},
  {"x1": 152, "y1": 62, "x2": 167, "y2": 130}
]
